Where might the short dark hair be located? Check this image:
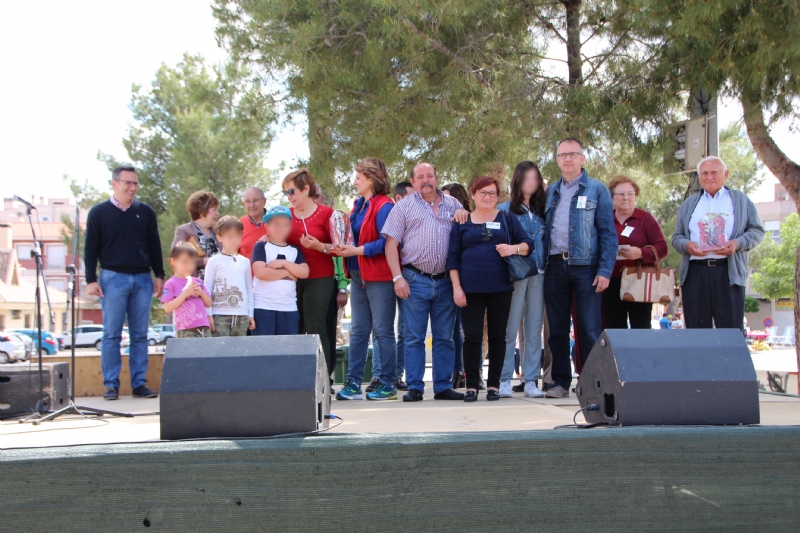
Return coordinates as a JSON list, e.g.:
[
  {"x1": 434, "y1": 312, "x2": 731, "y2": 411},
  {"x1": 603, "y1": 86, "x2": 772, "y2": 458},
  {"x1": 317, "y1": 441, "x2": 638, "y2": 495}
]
[
  {"x1": 214, "y1": 215, "x2": 244, "y2": 236},
  {"x1": 393, "y1": 181, "x2": 413, "y2": 199},
  {"x1": 441, "y1": 183, "x2": 471, "y2": 211},
  {"x1": 557, "y1": 137, "x2": 584, "y2": 151},
  {"x1": 111, "y1": 165, "x2": 137, "y2": 181},
  {"x1": 663, "y1": 313, "x2": 668, "y2": 317},
  {"x1": 170, "y1": 241, "x2": 198, "y2": 260}
]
